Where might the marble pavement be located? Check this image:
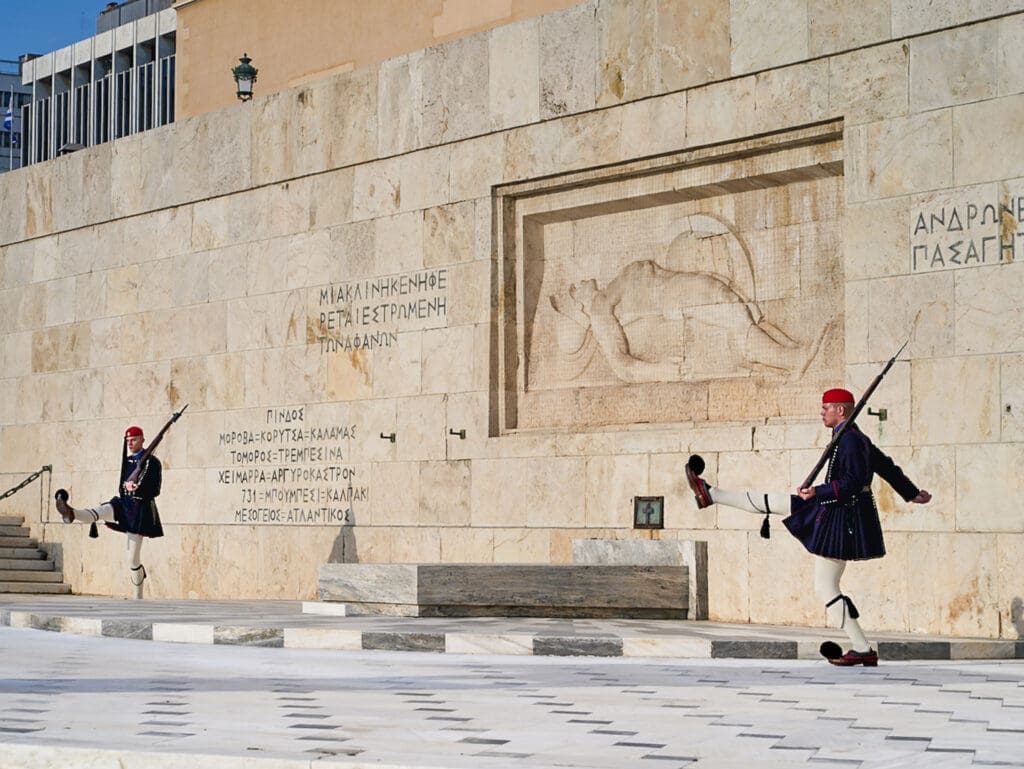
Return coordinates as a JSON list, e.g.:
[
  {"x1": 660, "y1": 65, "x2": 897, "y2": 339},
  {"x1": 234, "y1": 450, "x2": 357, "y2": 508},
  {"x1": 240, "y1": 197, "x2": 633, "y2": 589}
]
[{"x1": 0, "y1": 619, "x2": 1022, "y2": 769}]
